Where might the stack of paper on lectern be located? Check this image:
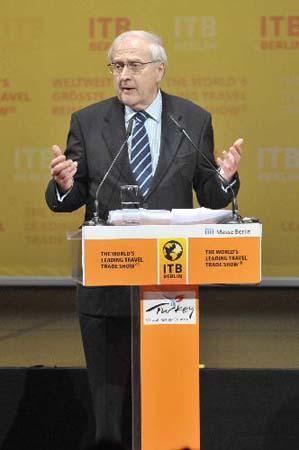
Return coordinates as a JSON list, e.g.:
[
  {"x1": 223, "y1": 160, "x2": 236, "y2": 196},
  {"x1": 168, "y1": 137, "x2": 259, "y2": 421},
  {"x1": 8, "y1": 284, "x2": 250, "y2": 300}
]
[
  {"x1": 170, "y1": 208, "x2": 231, "y2": 224},
  {"x1": 108, "y1": 207, "x2": 231, "y2": 225}
]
